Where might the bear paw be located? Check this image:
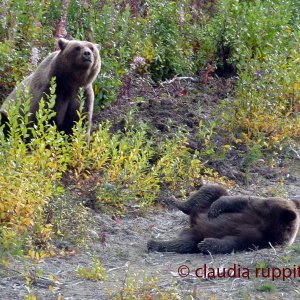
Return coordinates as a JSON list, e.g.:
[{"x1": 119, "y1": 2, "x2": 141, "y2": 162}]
[
  {"x1": 197, "y1": 239, "x2": 219, "y2": 254},
  {"x1": 147, "y1": 239, "x2": 158, "y2": 251}
]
